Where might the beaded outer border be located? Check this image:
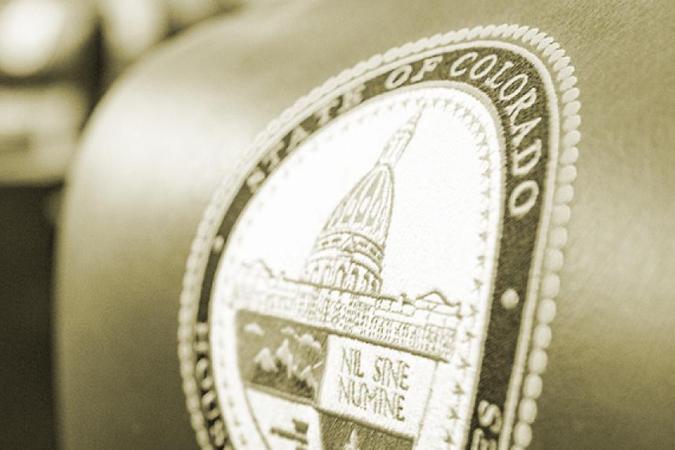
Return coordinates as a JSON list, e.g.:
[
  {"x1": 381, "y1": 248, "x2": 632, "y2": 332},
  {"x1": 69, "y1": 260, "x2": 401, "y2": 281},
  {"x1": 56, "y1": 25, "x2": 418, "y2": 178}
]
[{"x1": 178, "y1": 23, "x2": 581, "y2": 450}]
